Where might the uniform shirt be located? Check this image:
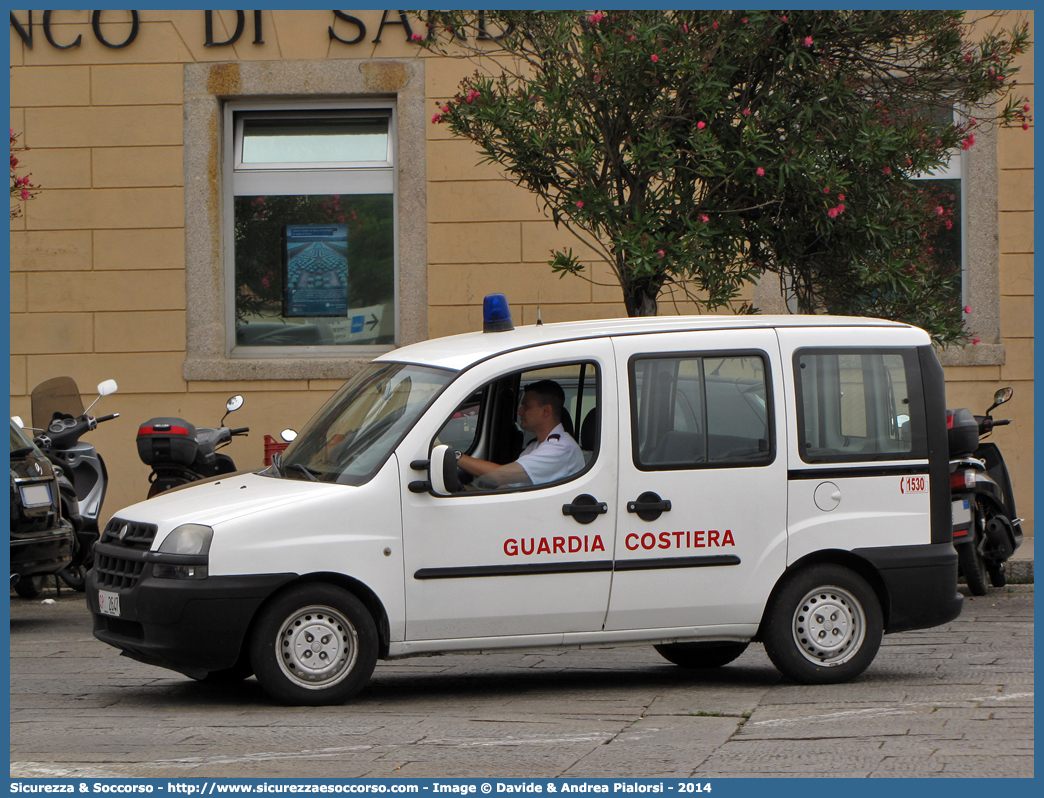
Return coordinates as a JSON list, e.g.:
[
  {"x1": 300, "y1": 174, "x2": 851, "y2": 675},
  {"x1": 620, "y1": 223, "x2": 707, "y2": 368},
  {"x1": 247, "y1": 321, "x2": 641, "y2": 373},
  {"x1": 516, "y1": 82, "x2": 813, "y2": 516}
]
[{"x1": 515, "y1": 423, "x2": 586, "y2": 485}]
